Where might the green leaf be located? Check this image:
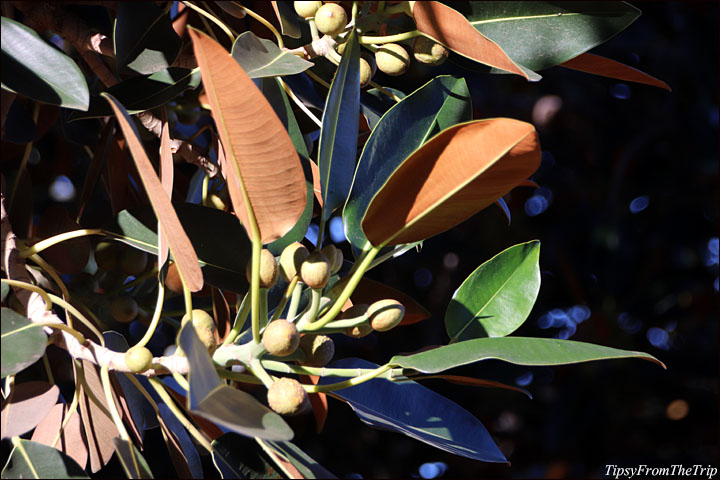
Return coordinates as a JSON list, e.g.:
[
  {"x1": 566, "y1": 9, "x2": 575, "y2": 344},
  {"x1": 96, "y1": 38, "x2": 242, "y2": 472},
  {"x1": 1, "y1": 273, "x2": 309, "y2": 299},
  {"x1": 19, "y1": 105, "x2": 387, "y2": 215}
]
[
  {"x1": 446, "y1": 241, "x2": 541, "y2": 341},
  {"x1": 1, "y1": 281, "x2": 8, "y2": 303},
  {"x1": 178, "y1": 323, "x2": 221, "y2": 407},
  {"x1": 270, "y1": 1, "x2": 304, "y2": 39},
  {"x1": 359, "y1": 87, "x2": 406, "y2": 131},
  {"x1": 318, "y1": 30, "x2": 361, "y2": 221},
  {"x1": 114, "y1": 2, "x2": 182, "y2": 75},
  {"x1": 211, "y1": 433, "x2": 283, "y2": 479},
  {"x1": 231, "y1": 32, "x2": 313, "y2": 78},
  {"x1": 112, "y1": 437, "x2": 153, "y2": 479},
  {"x1": 389, "y1": 337, "x2": 666, "y2": 373},
  {"x1": 262, "y1": 440, "x2": 337, "y2": 479},
  {"x1": 453, "y1": 1, "x2": 640, "y2": 71},
  {"x1": 344, "y1": 76, "x2": 471, "y2": 254},
  {"x1": 105, "y1": 203, "x2": 252, "y2": 293},
  {"x1": 1, "y1": 17, "x2": 89, "y2": 110},
  {"x1": 69, "y1": 68, "x2": 201, "y2": 120},
  {"x1": 1, "y1": 438, "x2": 89, "y2": 479},
  {"x1": 1, "y1": 308, "x2": 47, "y2": 378}
]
